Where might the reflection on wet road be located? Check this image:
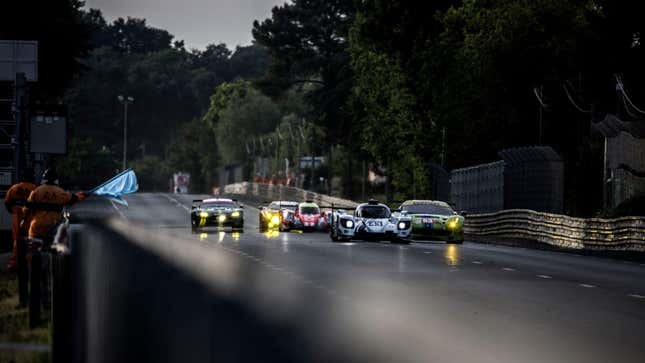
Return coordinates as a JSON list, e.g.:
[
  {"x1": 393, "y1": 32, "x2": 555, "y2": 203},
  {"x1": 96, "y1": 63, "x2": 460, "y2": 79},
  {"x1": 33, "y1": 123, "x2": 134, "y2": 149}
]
[{"x1": 94, "y1": 193, "x2": 645, "y2": 363}]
